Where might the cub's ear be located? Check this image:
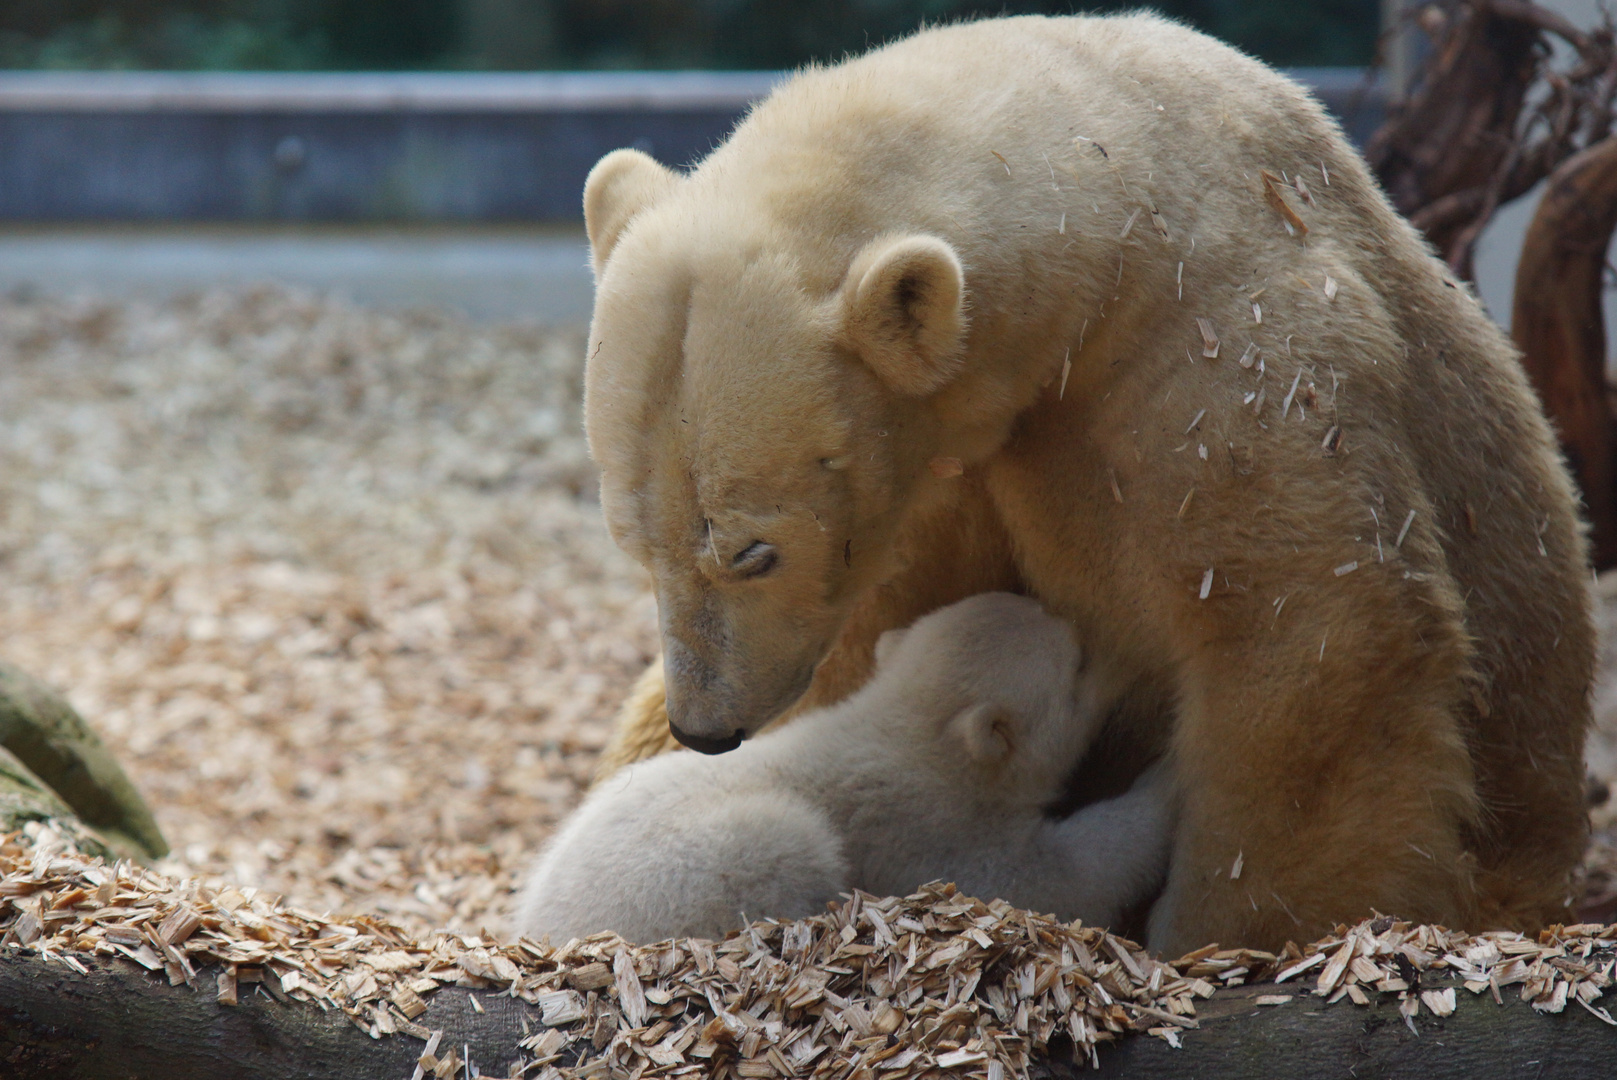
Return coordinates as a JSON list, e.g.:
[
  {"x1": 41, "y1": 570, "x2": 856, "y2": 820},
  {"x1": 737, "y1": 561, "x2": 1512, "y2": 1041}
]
[
  {"x1": 840, "y1": 234, "x2": 967, "y2": 396},
  {"x1": 583, "y1": 148, "x2": 679, "y2": 276},
  {"x1": 950, "y1": 703, "x2": 1016, "y2": 763},
  {"x1": 873, "y1": 627, "x2": 910, "y2": 671}
]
